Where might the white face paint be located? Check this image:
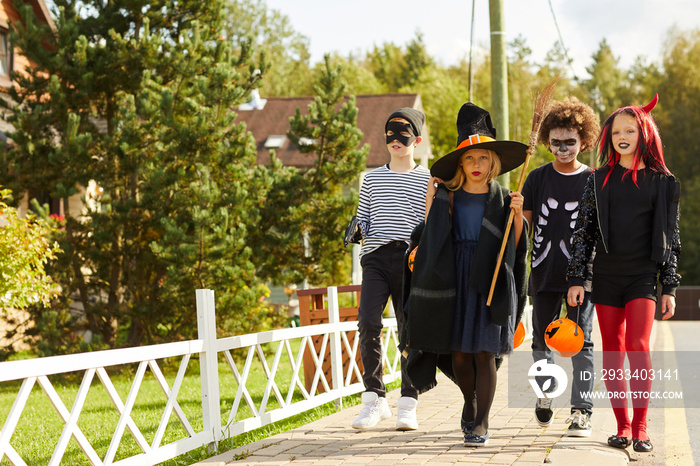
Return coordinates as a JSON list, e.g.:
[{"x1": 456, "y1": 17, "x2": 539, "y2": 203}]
[{"x1": 549, "y1": 128, "x2": 582, "y2": 166}]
